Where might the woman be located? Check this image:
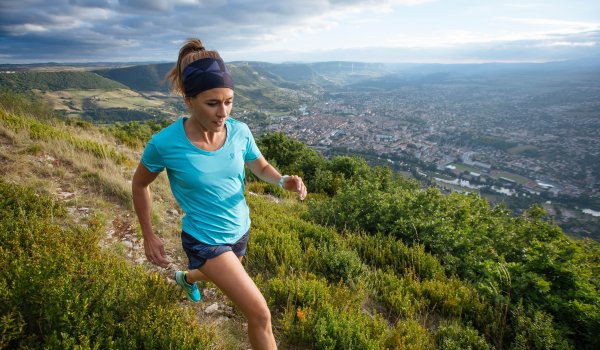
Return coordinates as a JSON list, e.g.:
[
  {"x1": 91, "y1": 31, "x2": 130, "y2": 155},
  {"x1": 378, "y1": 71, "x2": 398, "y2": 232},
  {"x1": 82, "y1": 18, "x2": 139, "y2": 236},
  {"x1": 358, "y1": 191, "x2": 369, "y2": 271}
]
[{"x1": 132, "y1": 38, "x2": 307, "y2": 350}]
